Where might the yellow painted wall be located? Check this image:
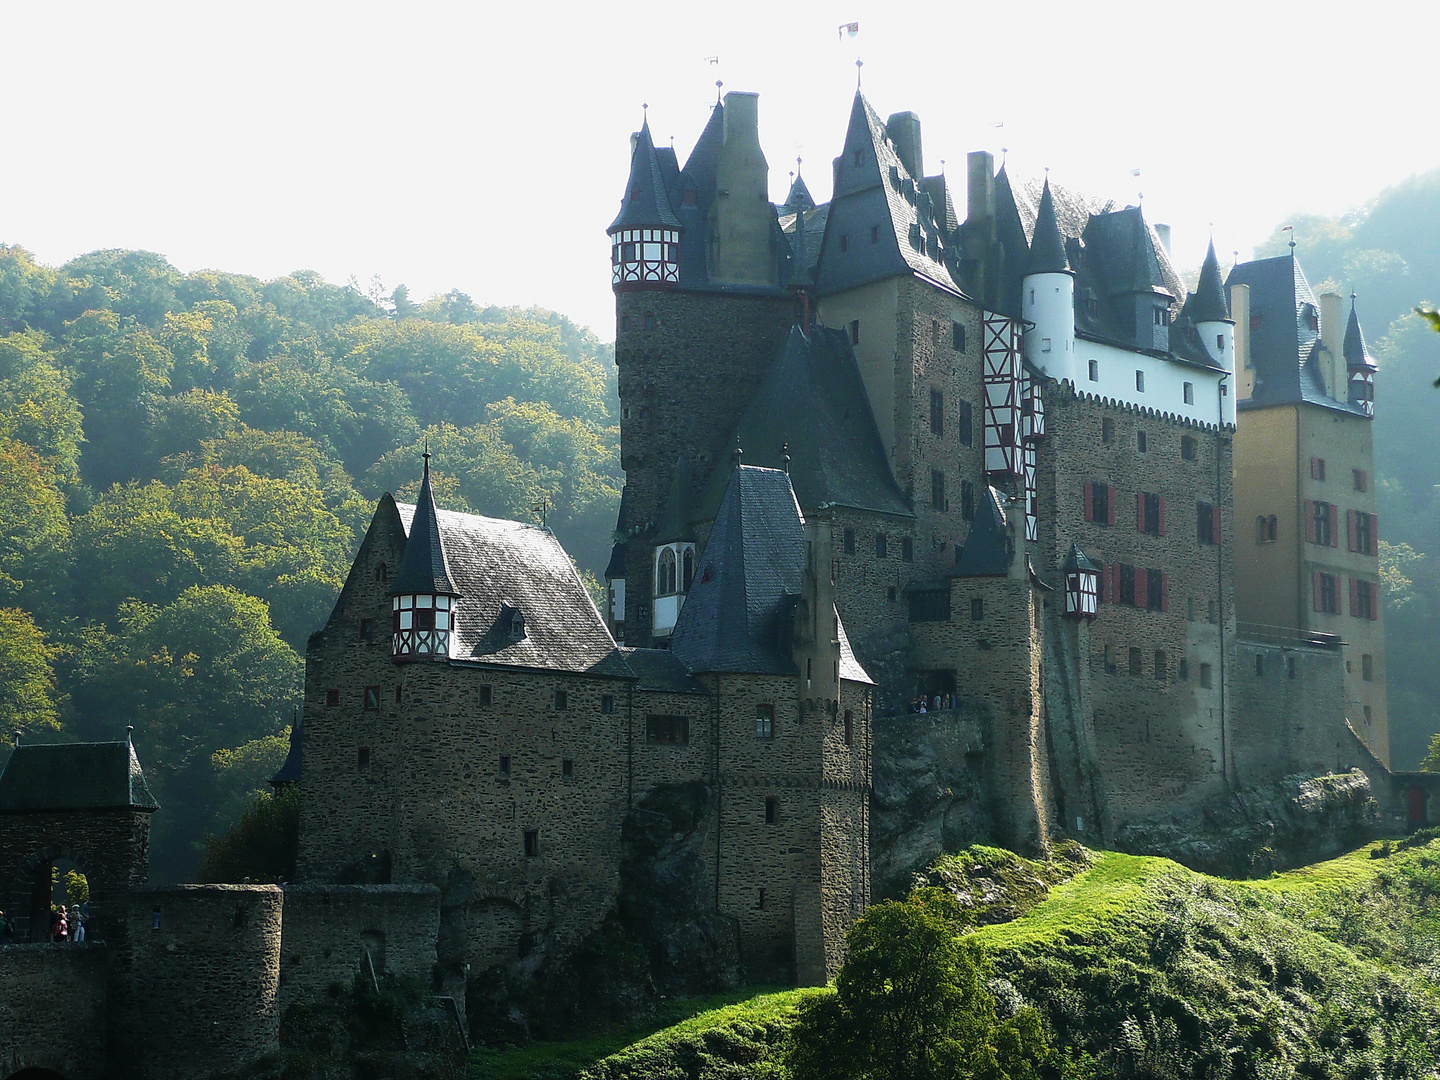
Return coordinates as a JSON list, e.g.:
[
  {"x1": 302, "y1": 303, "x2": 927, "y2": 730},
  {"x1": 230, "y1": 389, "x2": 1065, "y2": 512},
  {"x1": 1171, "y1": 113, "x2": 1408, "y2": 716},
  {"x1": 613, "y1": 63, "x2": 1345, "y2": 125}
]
[{"x1": 1233, "y1": 405, "x2": 1300, "y2": 631}]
